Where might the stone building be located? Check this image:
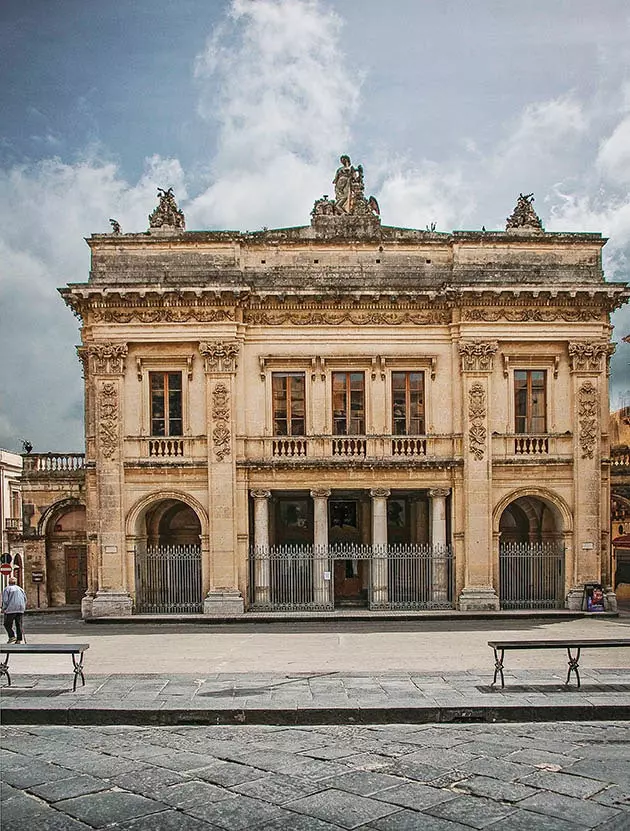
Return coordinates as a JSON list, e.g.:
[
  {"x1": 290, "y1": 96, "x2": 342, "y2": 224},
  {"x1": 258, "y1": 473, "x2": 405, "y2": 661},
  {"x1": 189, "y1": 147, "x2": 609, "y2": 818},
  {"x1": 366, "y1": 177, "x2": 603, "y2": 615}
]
[
  {"x1": 611, "y1": 387, "x2": 630, "y2": 603},
  {"x1": 59, "y1": 161, "x2": 628, "y2": 618},
  {"x1": 1, "y1": 449, "x2": 23, "y2": 588}
]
